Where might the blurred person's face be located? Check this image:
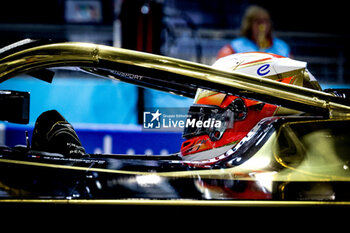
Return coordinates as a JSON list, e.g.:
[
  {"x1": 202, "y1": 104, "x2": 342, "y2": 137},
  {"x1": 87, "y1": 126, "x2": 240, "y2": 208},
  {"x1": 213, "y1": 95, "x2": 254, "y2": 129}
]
[{"x1": 251, "y1": 13, "x2": 271, "y2": 40}]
